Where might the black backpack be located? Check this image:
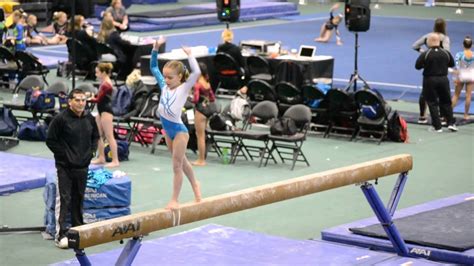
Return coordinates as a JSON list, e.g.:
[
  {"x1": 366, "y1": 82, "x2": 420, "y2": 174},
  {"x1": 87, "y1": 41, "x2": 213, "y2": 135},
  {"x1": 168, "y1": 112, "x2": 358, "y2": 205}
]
[
  {"x1": 0, "y1": 107, "x2": 18, "y2": 136},
  {"x1": 209, "y1": 113, "x2": 234, "y2": 131}
]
